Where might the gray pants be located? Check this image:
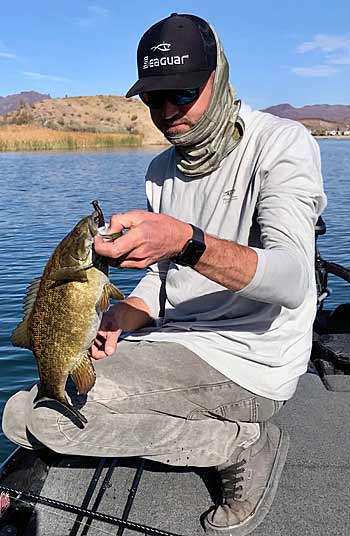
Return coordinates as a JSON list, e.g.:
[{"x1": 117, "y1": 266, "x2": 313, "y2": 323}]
[{"x1": 2, "y1": 341, "x2": 284, "y2": 467}]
